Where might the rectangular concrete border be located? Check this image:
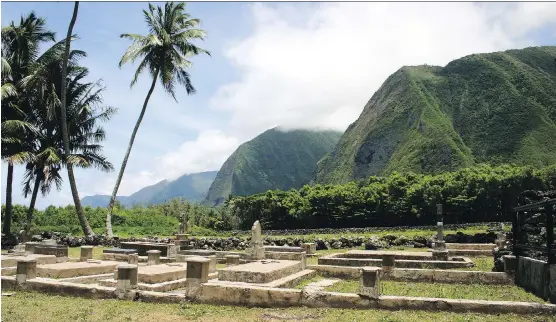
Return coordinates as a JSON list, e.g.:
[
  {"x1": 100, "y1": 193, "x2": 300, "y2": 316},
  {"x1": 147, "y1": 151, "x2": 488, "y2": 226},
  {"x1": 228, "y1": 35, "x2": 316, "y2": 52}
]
[{"x1": 2, "y1": 275, "x2": 554, "y2": 315}]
